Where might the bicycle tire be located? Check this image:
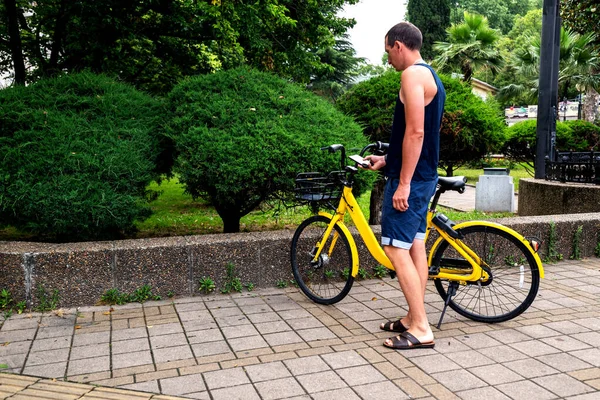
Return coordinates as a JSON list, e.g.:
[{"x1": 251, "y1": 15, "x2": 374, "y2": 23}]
[
  {"x1": 291, "y1": 215, "x2": 354, "y2": 304},
  {"x1": 432, "y1": 225, "x2": 540, "y2": 323}
]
